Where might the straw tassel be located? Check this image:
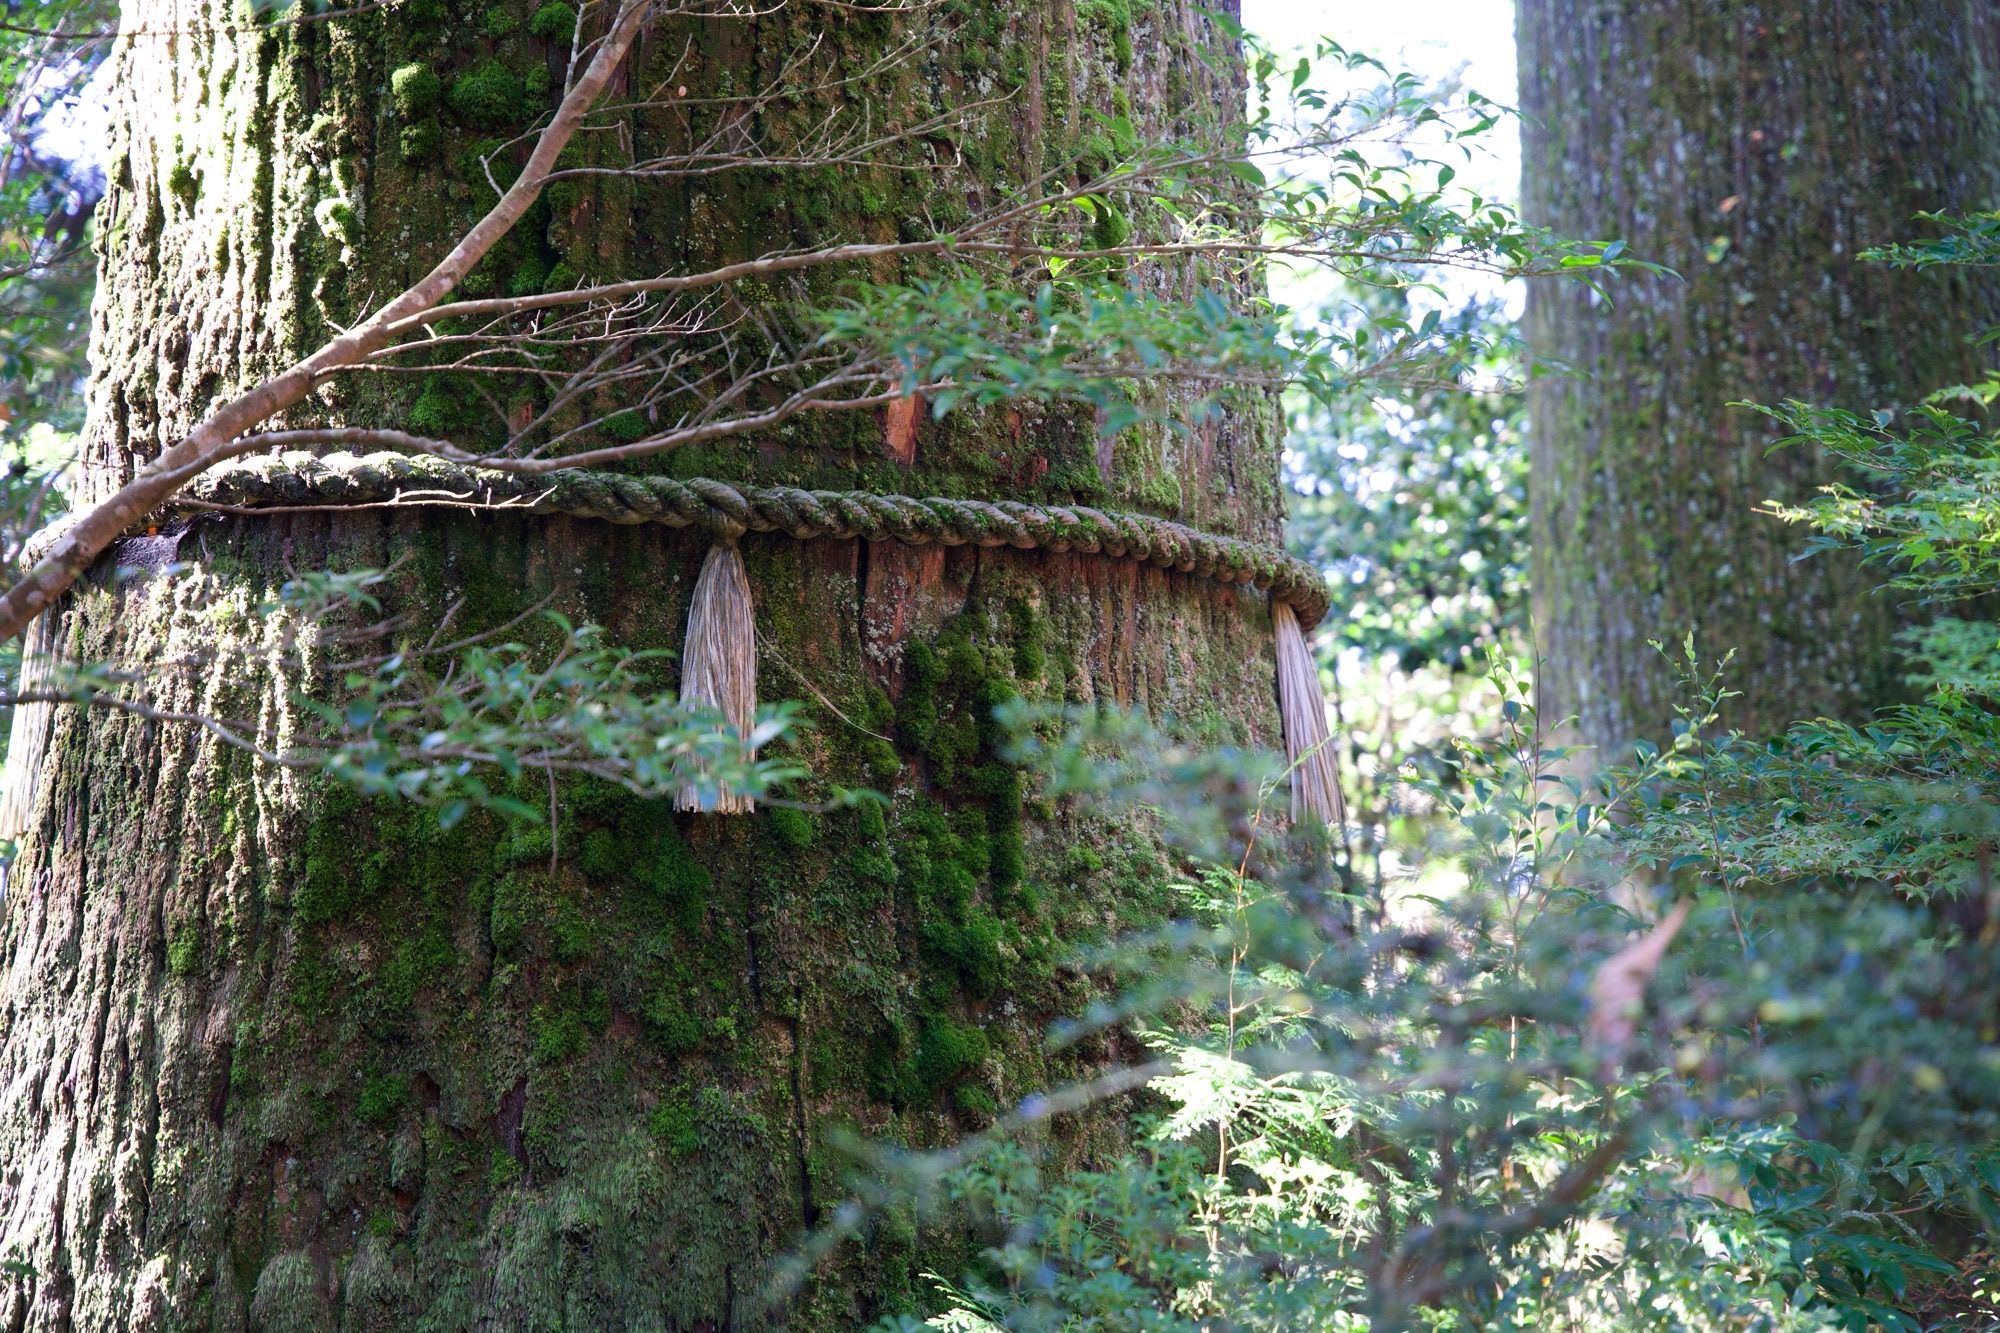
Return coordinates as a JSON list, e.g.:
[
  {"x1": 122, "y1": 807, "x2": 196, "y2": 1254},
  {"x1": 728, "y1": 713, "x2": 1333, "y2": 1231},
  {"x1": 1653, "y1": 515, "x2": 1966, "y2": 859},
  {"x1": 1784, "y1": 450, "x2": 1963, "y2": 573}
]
[
  {"x1": 675, "y1": 539, "x2": 758, "y2": 813},
  {"x1": 0, "y1": 604, "x2": 61, "y2": 844},
  {"x1": 1273, "y1": 599, "x2": 1345, "y2": 828}
]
